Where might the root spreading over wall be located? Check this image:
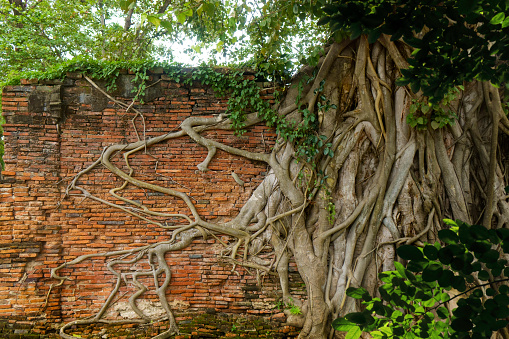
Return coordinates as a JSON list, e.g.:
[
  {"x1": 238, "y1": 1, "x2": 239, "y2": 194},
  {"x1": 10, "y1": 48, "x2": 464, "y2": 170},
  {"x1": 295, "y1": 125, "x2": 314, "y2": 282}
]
[{"x1": 48, "y1": 36, "x2": 509, "y2": 339}]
